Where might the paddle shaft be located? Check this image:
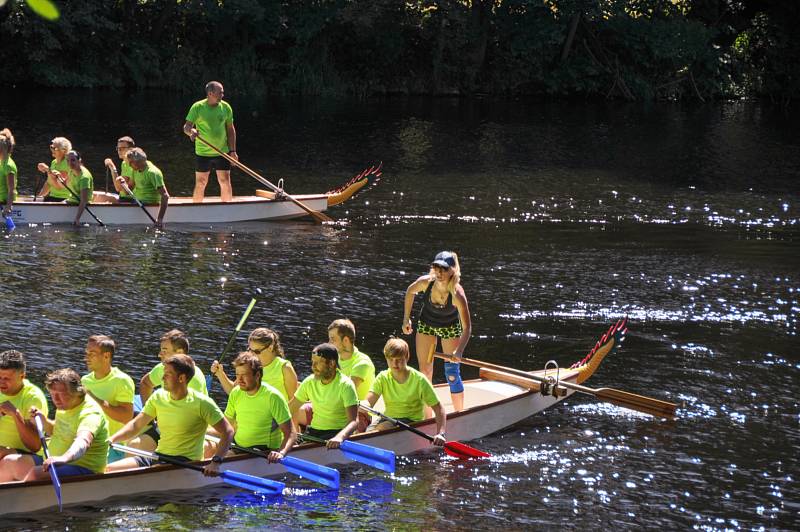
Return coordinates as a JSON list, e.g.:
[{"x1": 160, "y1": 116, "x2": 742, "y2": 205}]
[
  {"x1": 56, "y1": 175, "x2": 105, "y2": 226},
  {"x1": 193, "y1": 134, "x2": 332, "y2": 223},
  {"x1": 437, "y1": 353, "x2": 677, "y2": 419},
  {"x1": 34, "y1": 416, "x2": 62, "y2": 511},
  {"x1": 360, "y1": 404, "x2": 435, "y2": 443},
  {"x1": 120, "y1": 181, "x2": 158, "y2": 225},
  {"x1": 207, "y1": 297, "x2": 257, "y2": 390}
]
